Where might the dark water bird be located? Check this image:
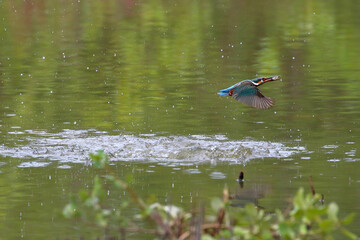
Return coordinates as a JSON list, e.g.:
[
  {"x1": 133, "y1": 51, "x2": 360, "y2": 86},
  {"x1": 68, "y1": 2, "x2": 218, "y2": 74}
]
[
  {"x1": 217, "y1": 76, "x2": 280, "y2": 109},
  {"x1": 230, "y1": 171, "x2": 270, "y2": 208},
  {"x1": 238, "y1": 171, "x2": 244, "y2": 188},
  {"x1": 238, "y1": 171, "x2": 244, "y2": 182}
]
